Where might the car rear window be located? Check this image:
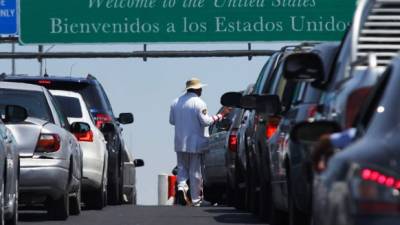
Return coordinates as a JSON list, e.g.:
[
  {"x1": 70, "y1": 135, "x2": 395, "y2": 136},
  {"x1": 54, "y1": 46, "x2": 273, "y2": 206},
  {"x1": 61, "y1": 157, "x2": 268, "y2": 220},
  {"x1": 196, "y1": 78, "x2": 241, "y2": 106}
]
[
  {"x1": 0, "y1": 89, "x2": 53, "y2": 122},
  {"x1": 54, "y1": 96, "x2": 83, "y2": 118}
]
